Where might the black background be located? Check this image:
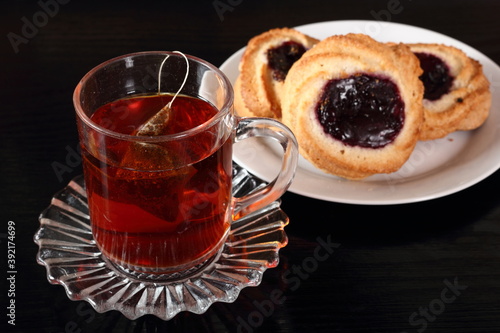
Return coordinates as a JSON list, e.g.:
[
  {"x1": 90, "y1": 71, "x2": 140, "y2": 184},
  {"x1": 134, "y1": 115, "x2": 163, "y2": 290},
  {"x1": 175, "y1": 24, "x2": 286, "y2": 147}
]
[{"x1": 2, "y1": 0, "x2": 500, "y2": 332}]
